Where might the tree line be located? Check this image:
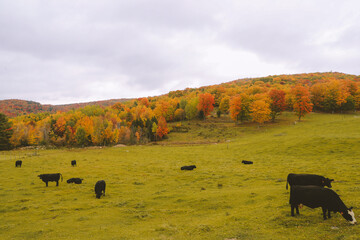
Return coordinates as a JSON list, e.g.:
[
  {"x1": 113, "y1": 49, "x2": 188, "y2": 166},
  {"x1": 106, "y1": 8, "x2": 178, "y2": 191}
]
[{"x1": 1, "y1": 72, "x2": 360, "y2": 149}]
